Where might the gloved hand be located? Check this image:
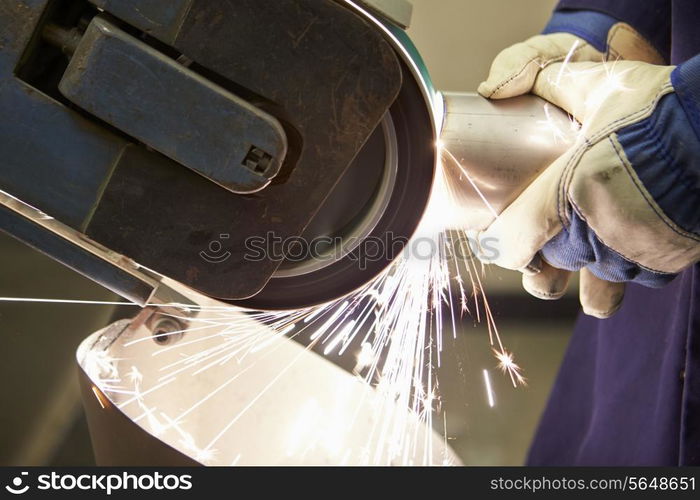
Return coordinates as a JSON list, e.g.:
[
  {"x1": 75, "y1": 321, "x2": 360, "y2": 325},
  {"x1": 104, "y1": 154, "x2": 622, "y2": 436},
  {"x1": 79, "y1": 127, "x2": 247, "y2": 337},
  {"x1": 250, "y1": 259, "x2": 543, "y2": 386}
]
[
  {"x1": 479, "y1": 57, "x2": 700, "y2": 318},
  {"x1": 478, "y1": 10, "x2": 665, "y2": 100}
]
